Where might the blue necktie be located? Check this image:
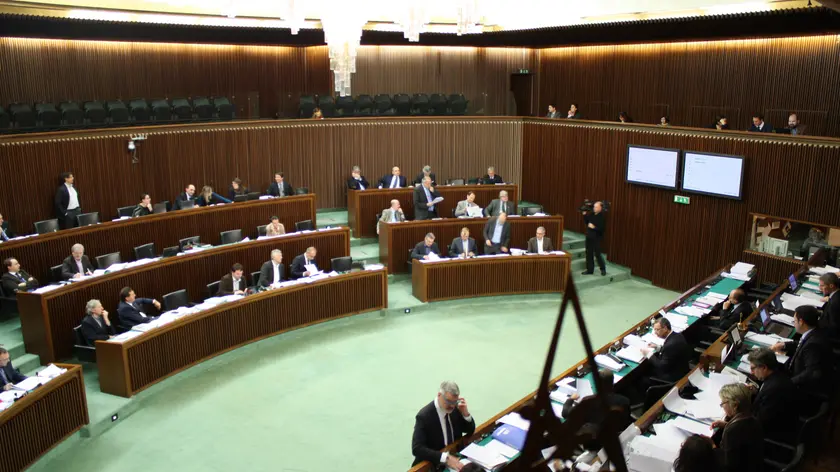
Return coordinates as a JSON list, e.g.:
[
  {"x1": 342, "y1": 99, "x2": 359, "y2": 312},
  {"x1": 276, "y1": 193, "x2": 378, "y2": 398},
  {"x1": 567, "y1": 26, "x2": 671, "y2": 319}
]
[{"x1": 0, "y1": 368, "x2": 8, "y2": 385}]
